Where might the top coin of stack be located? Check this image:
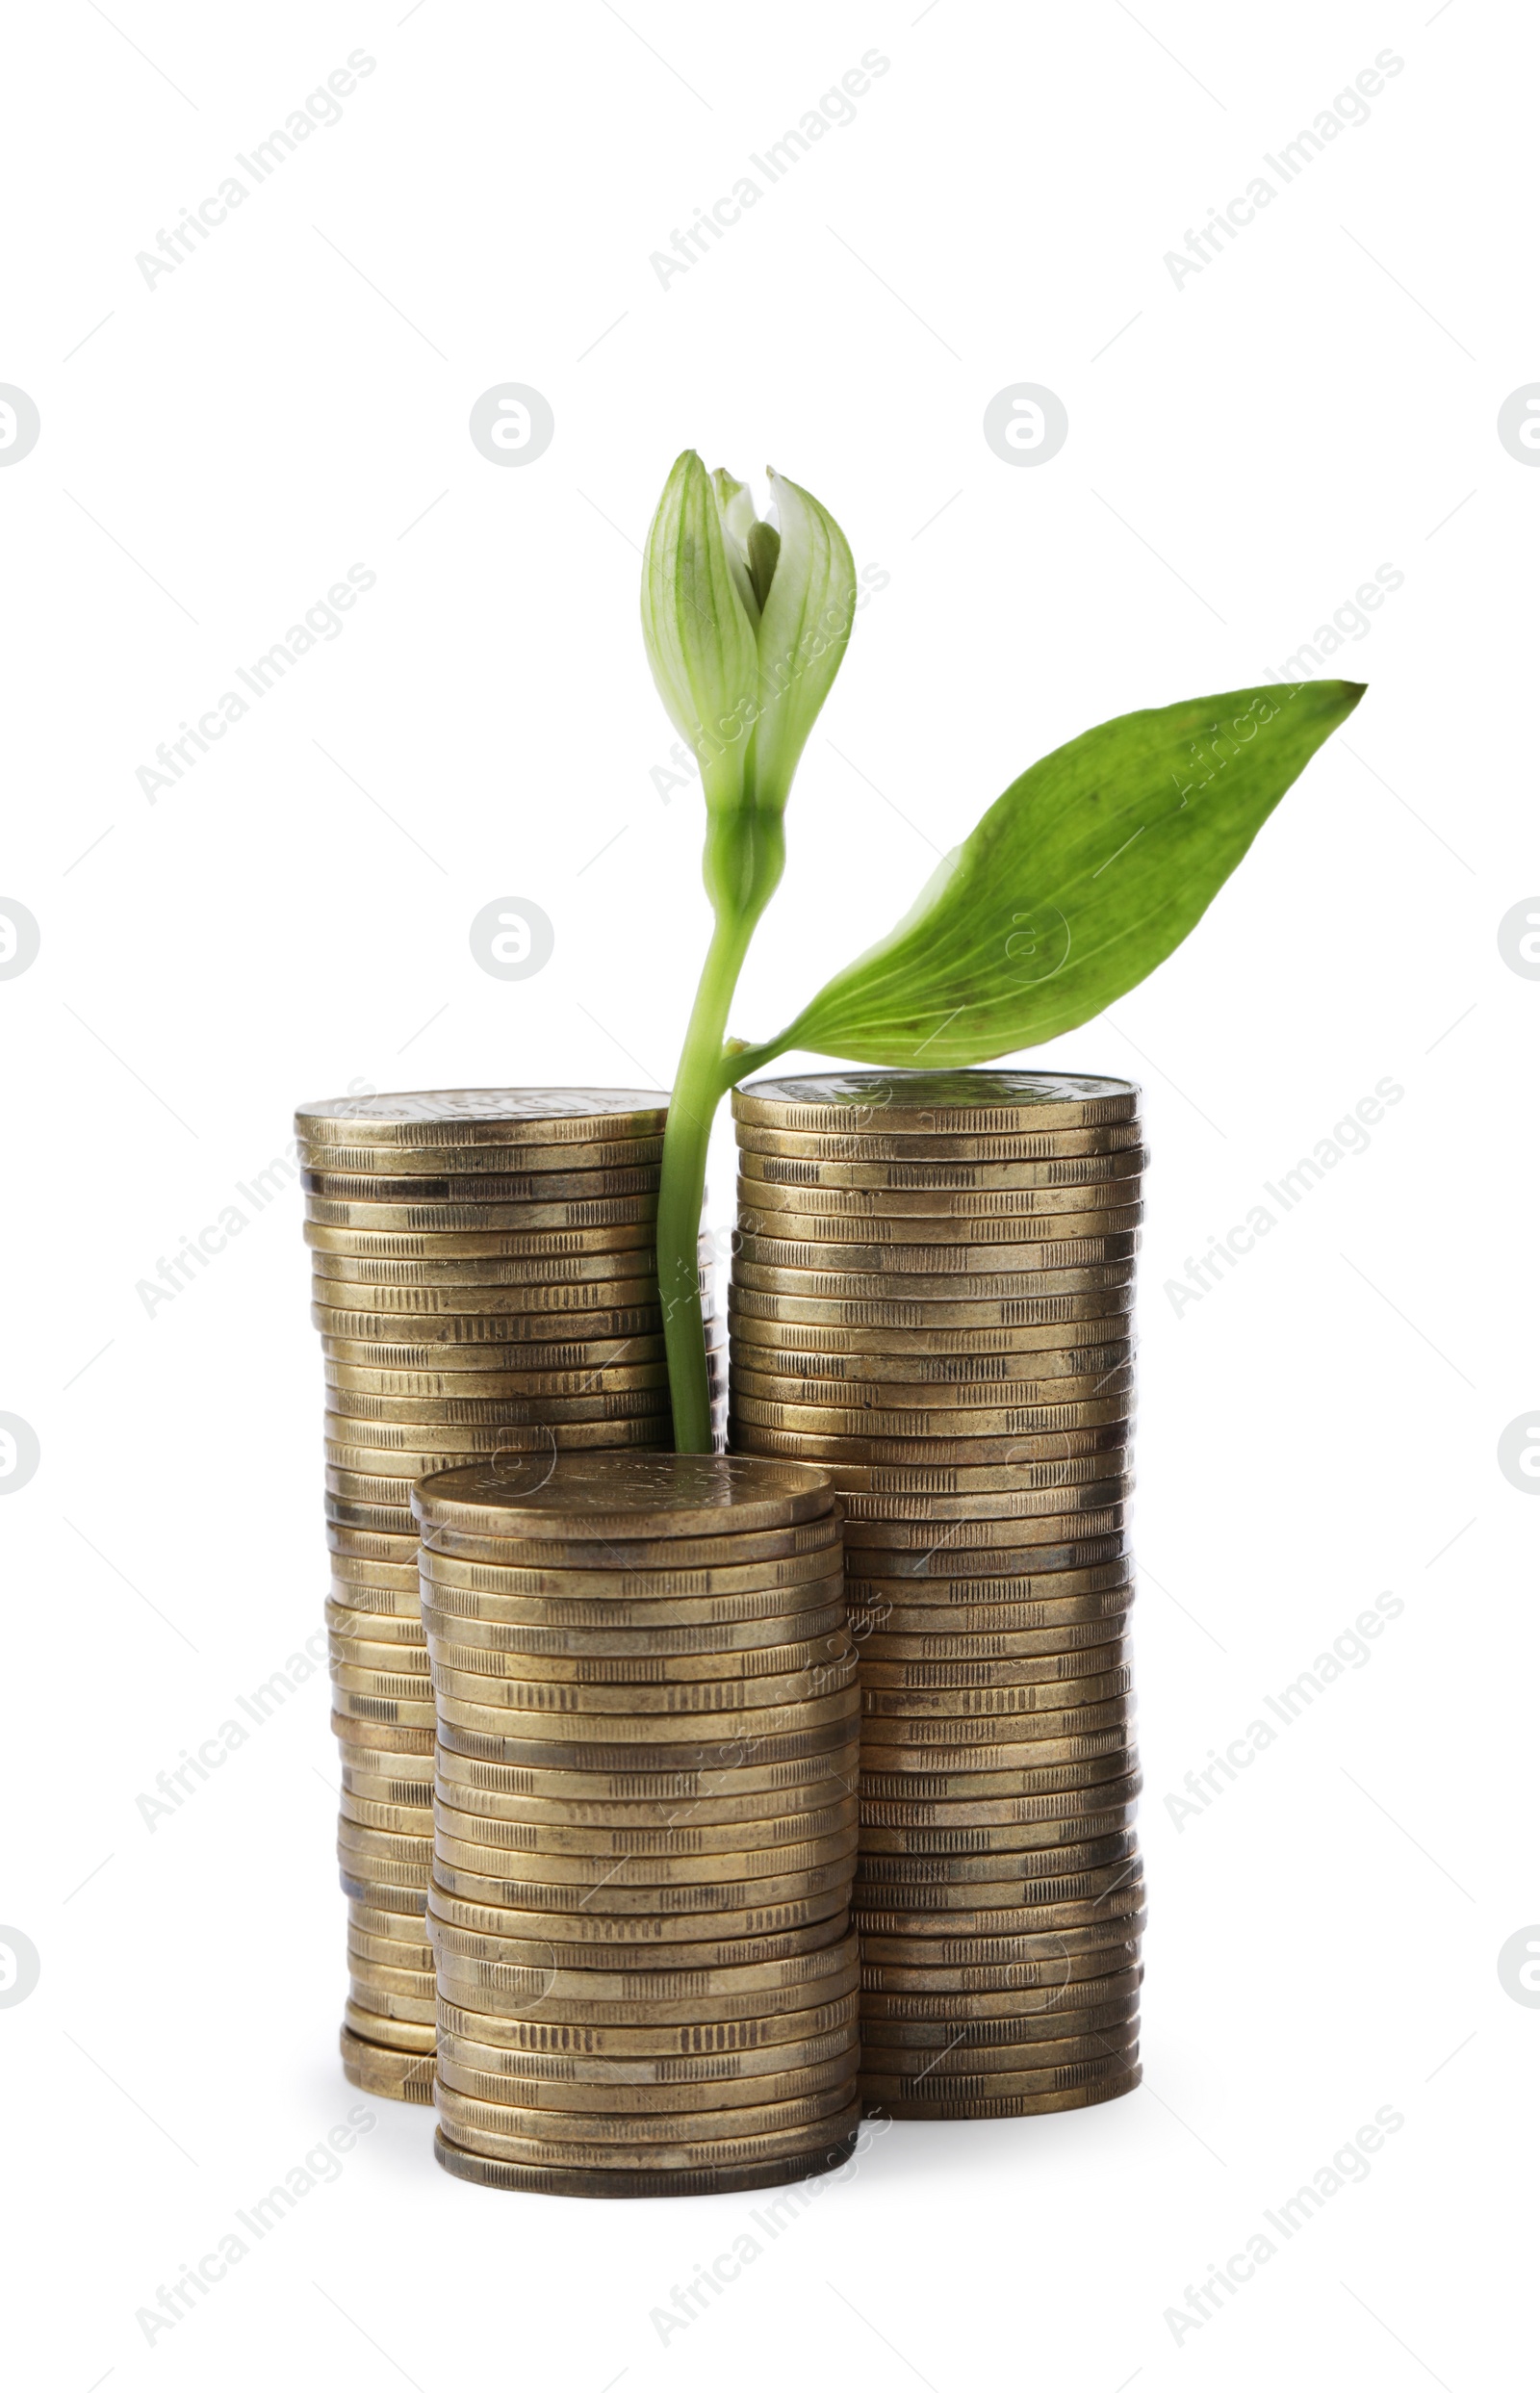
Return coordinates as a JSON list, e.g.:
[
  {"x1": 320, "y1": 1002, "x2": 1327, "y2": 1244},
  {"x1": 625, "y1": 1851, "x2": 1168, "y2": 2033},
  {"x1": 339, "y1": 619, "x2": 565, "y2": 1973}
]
[
  {"x1": 295, "y1": 1086, "x2": 722, "y2": 2105},
  {"x1": 726, "y1": 1069, "x2": 1145, "y2": 2121},
  {"x1": 413, "y1": 1452, "x2": 864, "y2": 2200}
]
